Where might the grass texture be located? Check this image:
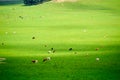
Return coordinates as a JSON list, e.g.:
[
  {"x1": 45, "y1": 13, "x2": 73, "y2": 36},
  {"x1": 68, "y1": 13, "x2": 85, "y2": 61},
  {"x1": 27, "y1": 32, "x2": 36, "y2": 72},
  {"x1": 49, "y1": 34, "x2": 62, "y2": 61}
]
[{"x1": 0, "y1": 0, "x2": 120, "y2": 80}]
